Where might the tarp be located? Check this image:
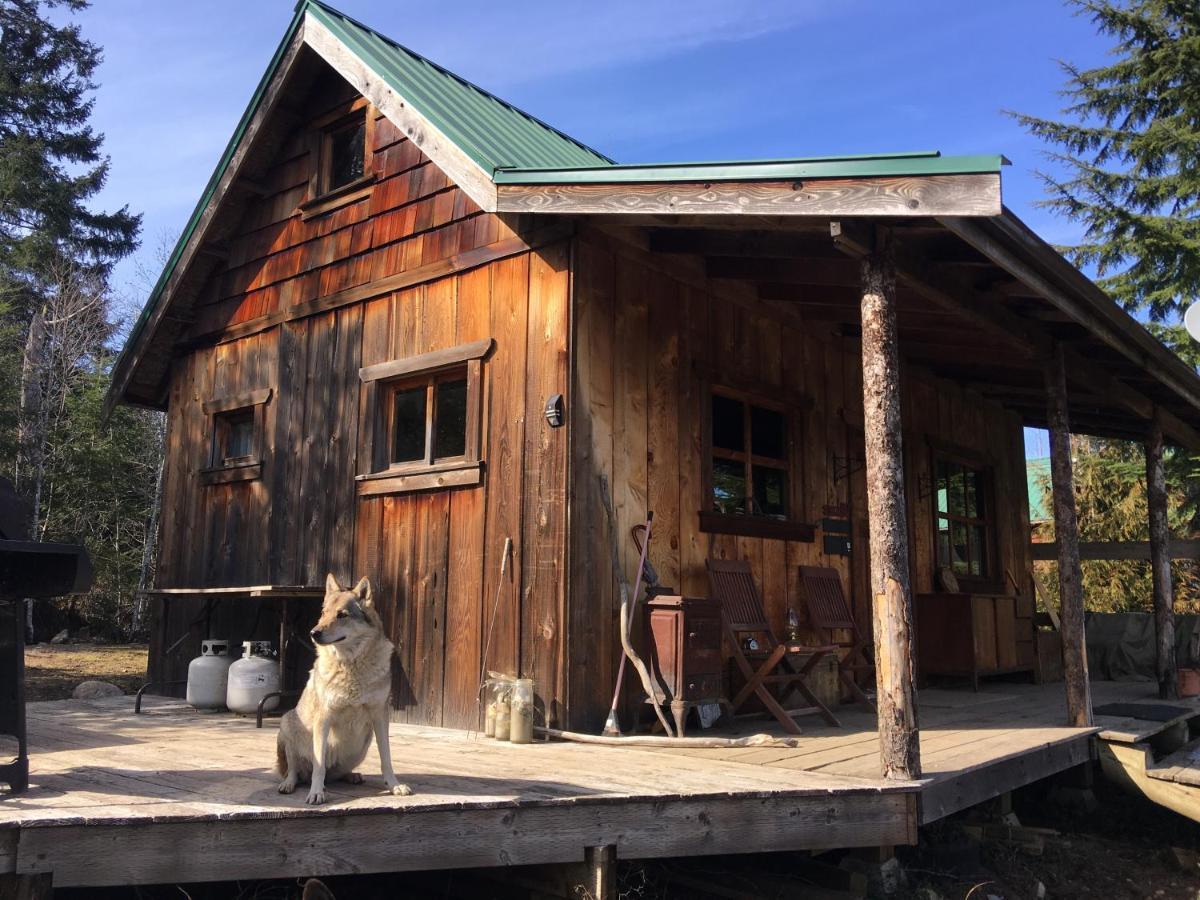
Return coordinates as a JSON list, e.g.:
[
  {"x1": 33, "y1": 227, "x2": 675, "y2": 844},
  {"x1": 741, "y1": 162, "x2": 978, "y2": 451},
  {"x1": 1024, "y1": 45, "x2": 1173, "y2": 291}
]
[{"x1": 1085, "y1": 612, "x2": 1200, "y2": 681}]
